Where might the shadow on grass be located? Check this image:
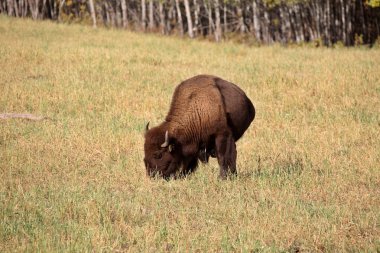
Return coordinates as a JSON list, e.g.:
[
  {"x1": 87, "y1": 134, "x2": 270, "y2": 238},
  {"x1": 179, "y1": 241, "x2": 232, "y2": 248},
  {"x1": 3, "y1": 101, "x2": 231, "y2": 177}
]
[{"x1": 238, "y1": 153, "x2": 306, "y2": 181}]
